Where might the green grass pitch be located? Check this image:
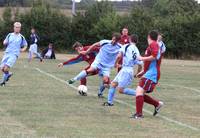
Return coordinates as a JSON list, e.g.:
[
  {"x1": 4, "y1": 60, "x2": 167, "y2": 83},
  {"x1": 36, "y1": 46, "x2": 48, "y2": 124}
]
[{"x1": 0, "y1": 54, "x2": 199, "y2": 138}]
